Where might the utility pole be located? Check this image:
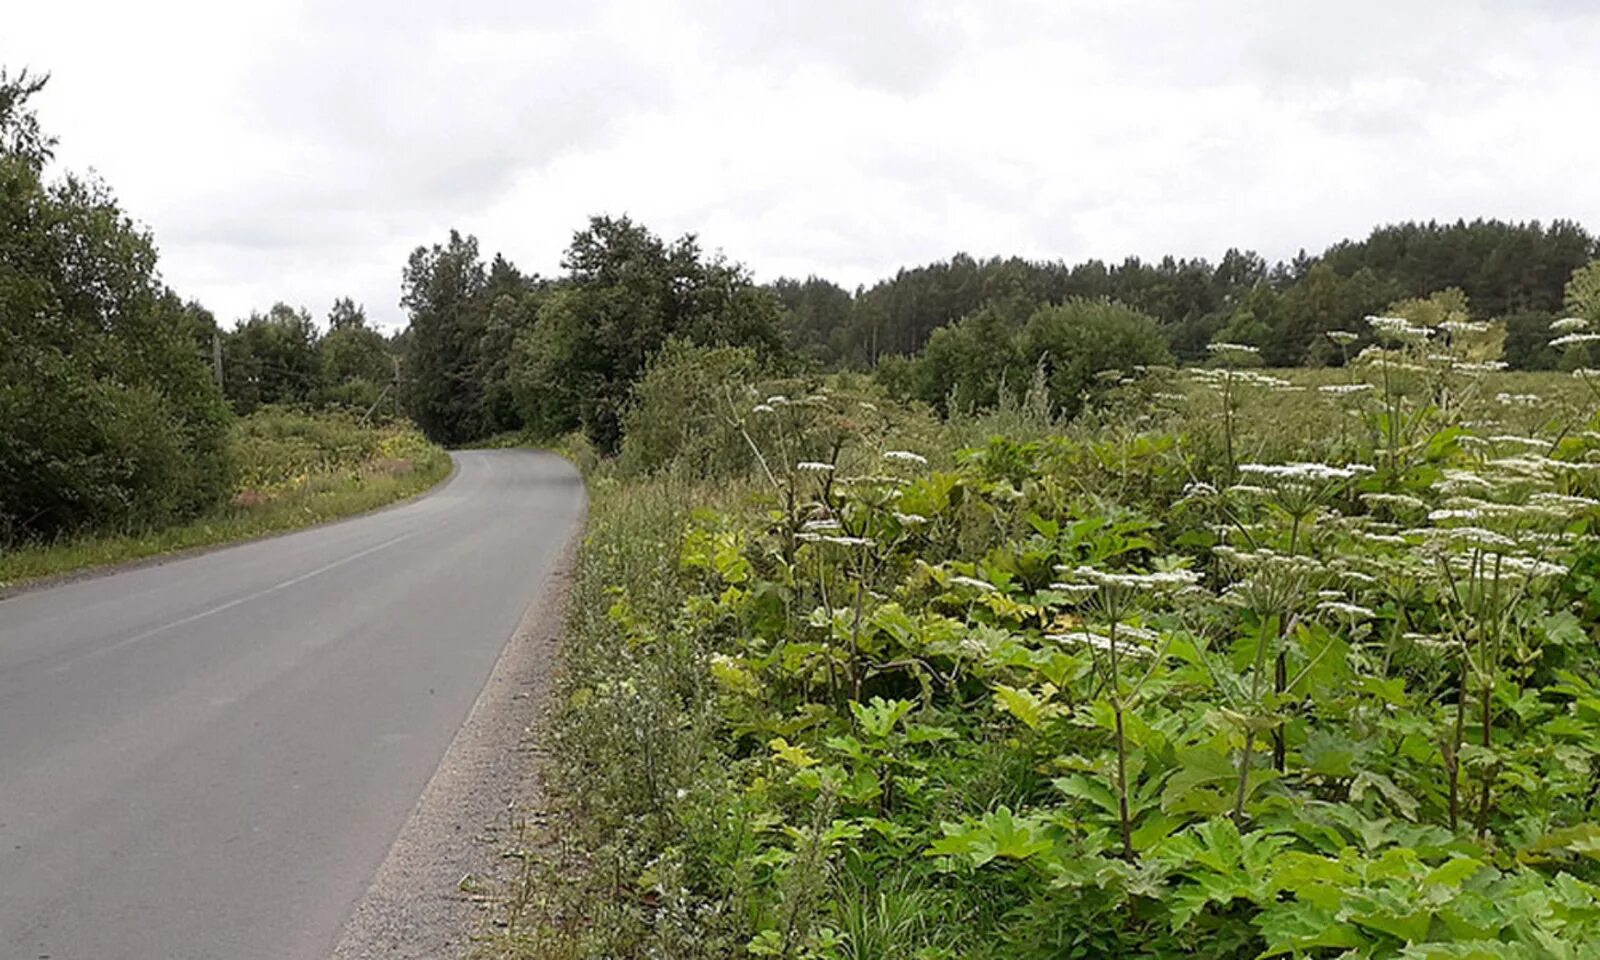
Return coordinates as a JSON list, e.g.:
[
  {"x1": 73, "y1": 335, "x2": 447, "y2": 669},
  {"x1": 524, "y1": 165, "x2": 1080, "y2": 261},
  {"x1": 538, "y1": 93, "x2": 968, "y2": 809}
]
[{"x1": 211, "y1": 331, "x2": 224, "y2": 388}]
